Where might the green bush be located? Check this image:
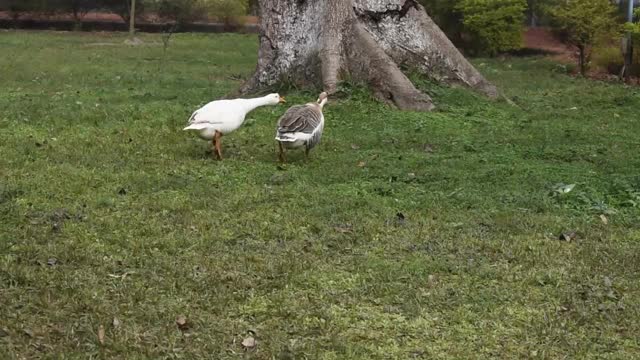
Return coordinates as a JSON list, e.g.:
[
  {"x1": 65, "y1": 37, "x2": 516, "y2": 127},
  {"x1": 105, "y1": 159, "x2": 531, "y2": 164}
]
[
  {"x1": 419, "y1": 0, "x2": 526, "y2": 56},
  {"x1": 592, "y1": 45, "x2": 640, "y2": 76},
  {"x1": 549, "y1": 0, "x2": 620, "y2": 75},
  {"x1": 157, "y1": 0, "x2": 207, "y2": 24},
  {"x1": 592, "y1": 46, "x2": 624, "y2": 75},
  {"x1": 204, "y1": 0, "x2": 248, "y2": 26},
  {"x1": 456, "y1": 0, "x2": 527, "y2": 56}
]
